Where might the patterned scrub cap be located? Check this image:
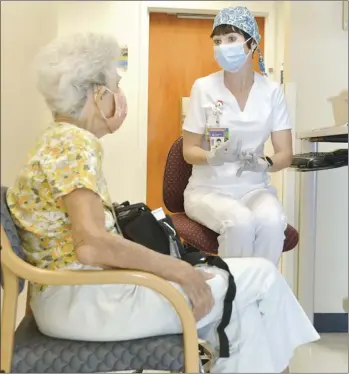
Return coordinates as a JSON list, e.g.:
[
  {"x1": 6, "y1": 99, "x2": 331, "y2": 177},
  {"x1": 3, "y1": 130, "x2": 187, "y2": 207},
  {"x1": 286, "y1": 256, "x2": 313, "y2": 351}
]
[{"x1": 213, "y1": 6, "x2": 266, "y2": 76}]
